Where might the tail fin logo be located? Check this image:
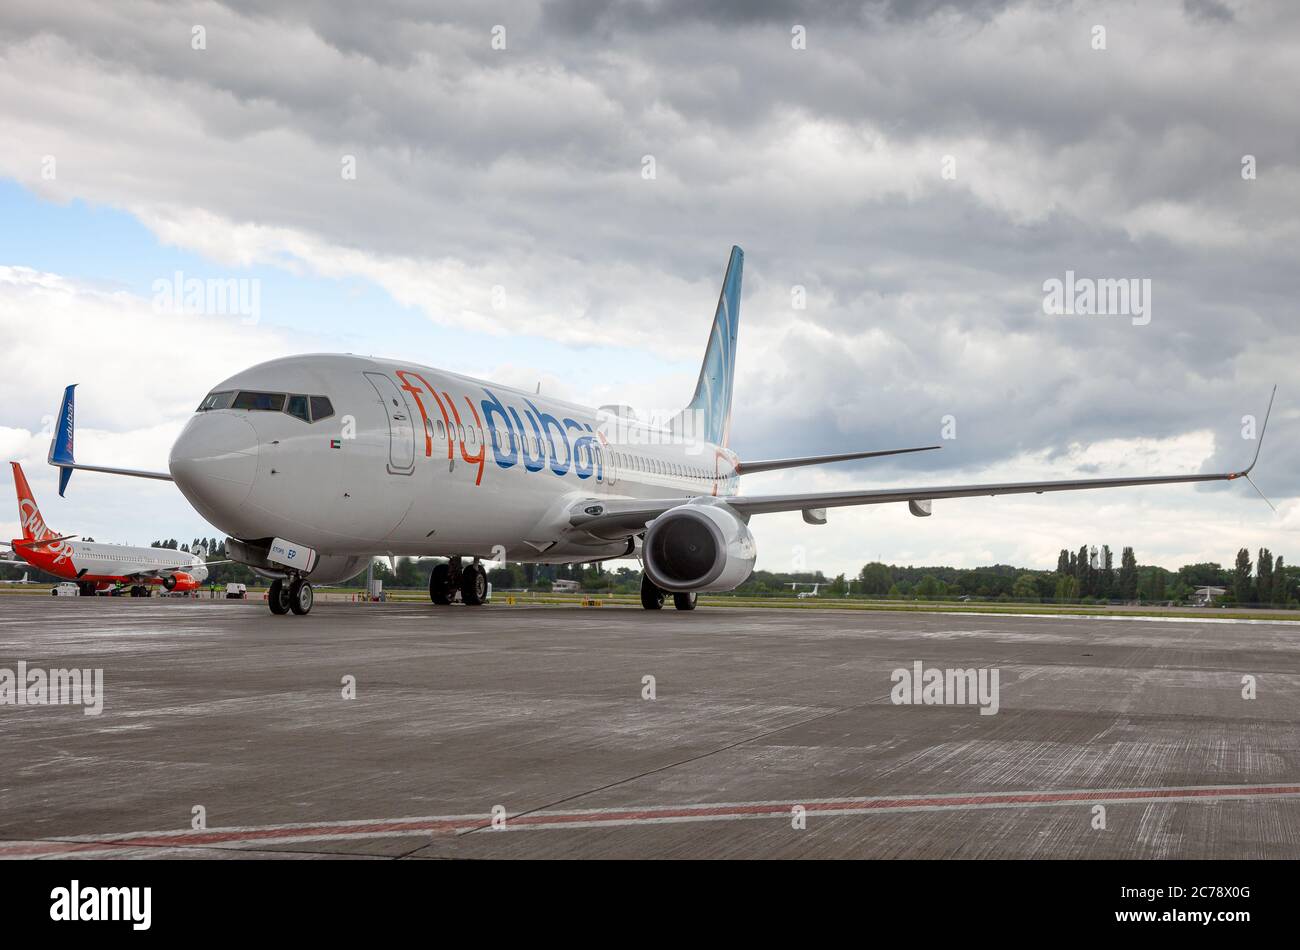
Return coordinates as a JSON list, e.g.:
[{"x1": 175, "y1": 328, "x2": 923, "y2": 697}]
[
  {"x1": 18, "y1": 499, "x2": 52, "y2": 542},
  {"x1": 12, "y1": 464, "x2": 53, "y2": 542},
  {"x1": 11, "y1": 463, "x2": 70, "y2": 566},
  {"x1": 62, "y1": 396, "x2": 75, "y2": 460}
]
